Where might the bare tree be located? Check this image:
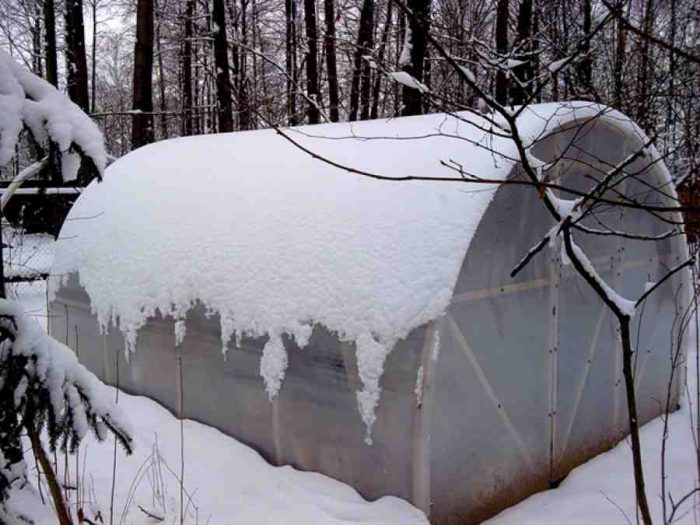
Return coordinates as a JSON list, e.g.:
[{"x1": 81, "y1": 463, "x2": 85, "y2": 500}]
[
  {"x1": 132, "y1": 0, "x2": 154, "y2": 148},
  {"x1": 285, "y1": 0, "x2": 299, "y2": 125},
  {"x1": 349, "y1": 0, "x2": 374, "y2": 121},
  {"x1": 323, "y1": 0, "x2": 340, "y2": 122},
  {"x1": 510, "y1": 0, "x2": 533, "y2": 105},
  {"x1": 43, "y1": 0, "x2": 57, "y2": 87},
  {"x1": 181, "y1": 0, "x2": 194, "y2": 136},
  {"x1": 400, "y1": 0, "x2": 430, "y2": 116},
  {"x1": 65, "y1": 0, "x2": 90, "y2": 111},
  {"x1": 212, "y1": 0, "x2": 233, "y2": 132},
  {"x1": 303, "y1": 0, "x2": 321, "y2": 124},
  {"x1": 495, "y1": 0, "x2": 509, "y2": 105}
]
